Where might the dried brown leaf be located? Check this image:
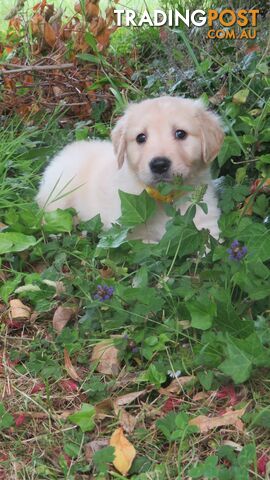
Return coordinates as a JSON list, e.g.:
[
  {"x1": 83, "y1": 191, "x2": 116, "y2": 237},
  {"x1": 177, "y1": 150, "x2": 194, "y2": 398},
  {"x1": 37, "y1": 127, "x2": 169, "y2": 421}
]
[
  {"x1": 43, "y1": 21, "x2": 57, "y2": 47},
  {"x1": 91, "y1": 340, "x2": 120, "y2": 376},
  {"x1": 192, "y1": 391, "x2": 210, "y2": 401},
  {"x1": 113, "y1": 405, "x2": 137, "y2": 434},
  {"x1": 189, "y1": 406, "x2": 247, "y2": 433},
  {"x1": 114, "y1": 390, "x2": 147, "y2": 407},
  {"x1": 9, "y1": 299, "x2": 31, "y2": 320},
  {"x1": 52, "y1": 306, "x2": 75, "y2": 333},
  {"x1": 64, "y1": 348, "x2": 82, "y2": 382},
  {"x1": 159, "y1": 376, "x2": 195, "y2": 395}
]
